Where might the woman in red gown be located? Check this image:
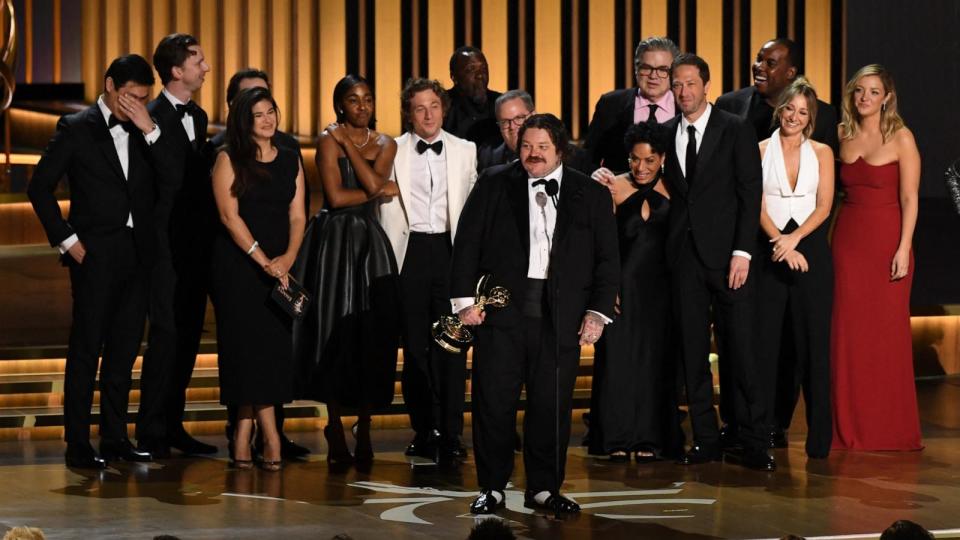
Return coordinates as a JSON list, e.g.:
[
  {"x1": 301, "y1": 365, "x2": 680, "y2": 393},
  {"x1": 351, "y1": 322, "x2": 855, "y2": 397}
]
[{"x1": 832, "y1": 64, "x2": 922, "y2": 450}]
